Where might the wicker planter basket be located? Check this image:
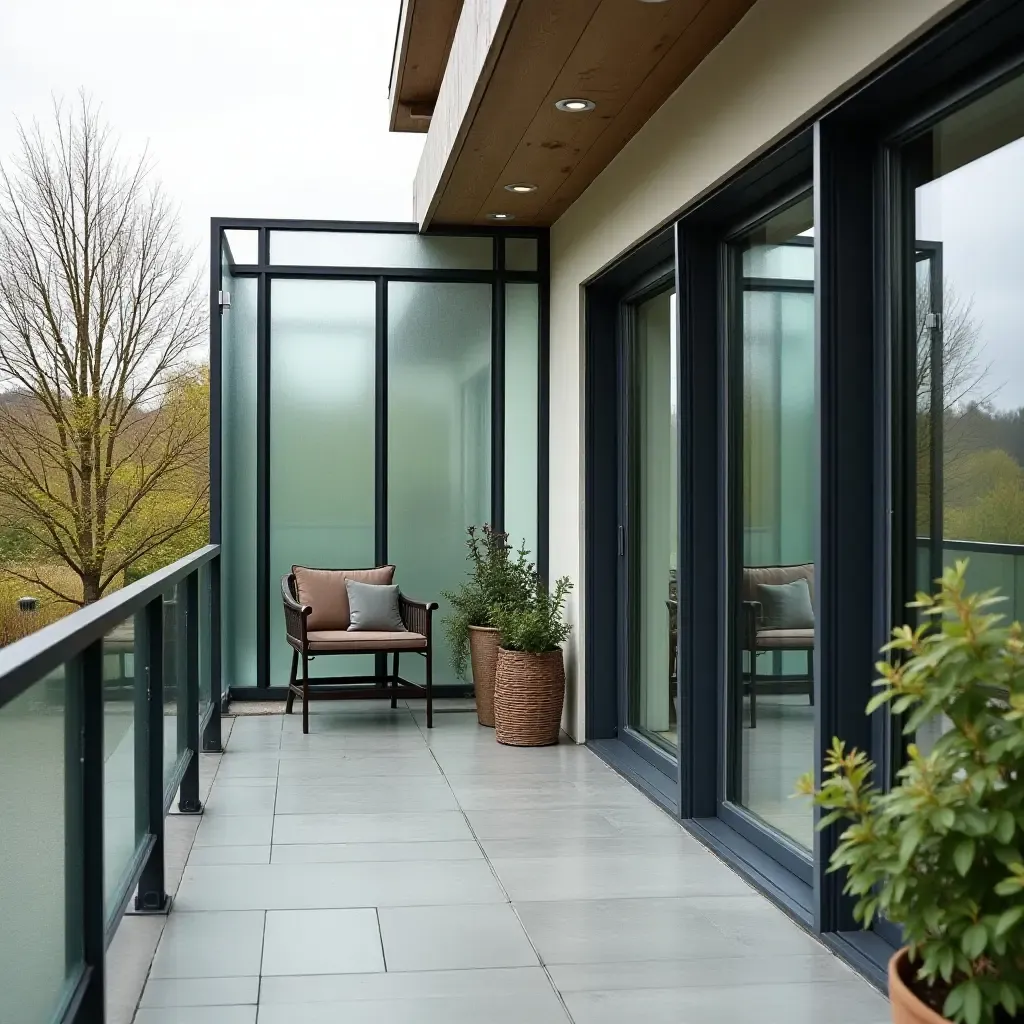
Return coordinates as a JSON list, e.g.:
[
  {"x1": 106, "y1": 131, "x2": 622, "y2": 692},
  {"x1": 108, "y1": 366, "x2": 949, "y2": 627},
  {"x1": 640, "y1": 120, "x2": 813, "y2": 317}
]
[
  {"x1": 494, "y1": 648, "x2": 565, "y2": 746},
  {"x1": 468, "y1": 625, "x2": 500, "y2": 727}
]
